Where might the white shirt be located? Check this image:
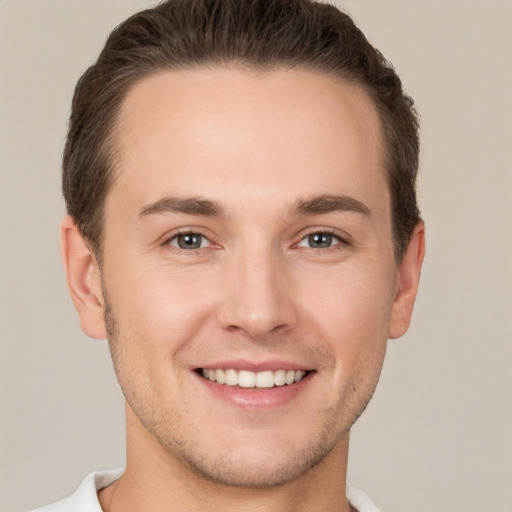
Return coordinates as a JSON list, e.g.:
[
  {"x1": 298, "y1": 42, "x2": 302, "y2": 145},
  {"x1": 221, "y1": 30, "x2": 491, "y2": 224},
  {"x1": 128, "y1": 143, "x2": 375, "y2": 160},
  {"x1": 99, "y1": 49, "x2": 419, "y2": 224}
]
[{"x1": 28, "y1": 469, "x2": 382, "y2": 512}]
